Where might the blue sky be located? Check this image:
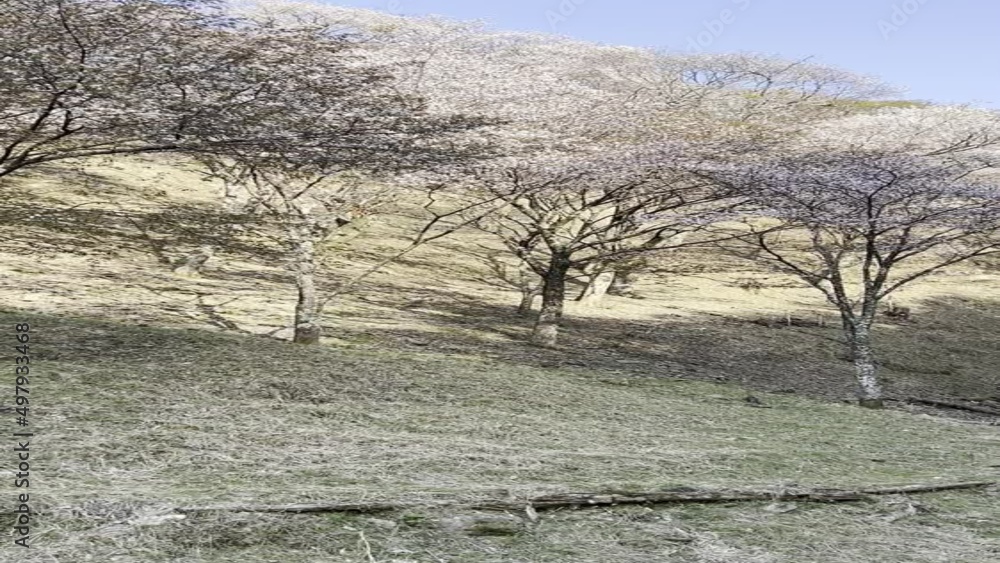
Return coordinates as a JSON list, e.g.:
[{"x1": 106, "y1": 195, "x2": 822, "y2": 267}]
[{"x1": 318, "y1": 0, "x2": 999, "y2": 109}]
